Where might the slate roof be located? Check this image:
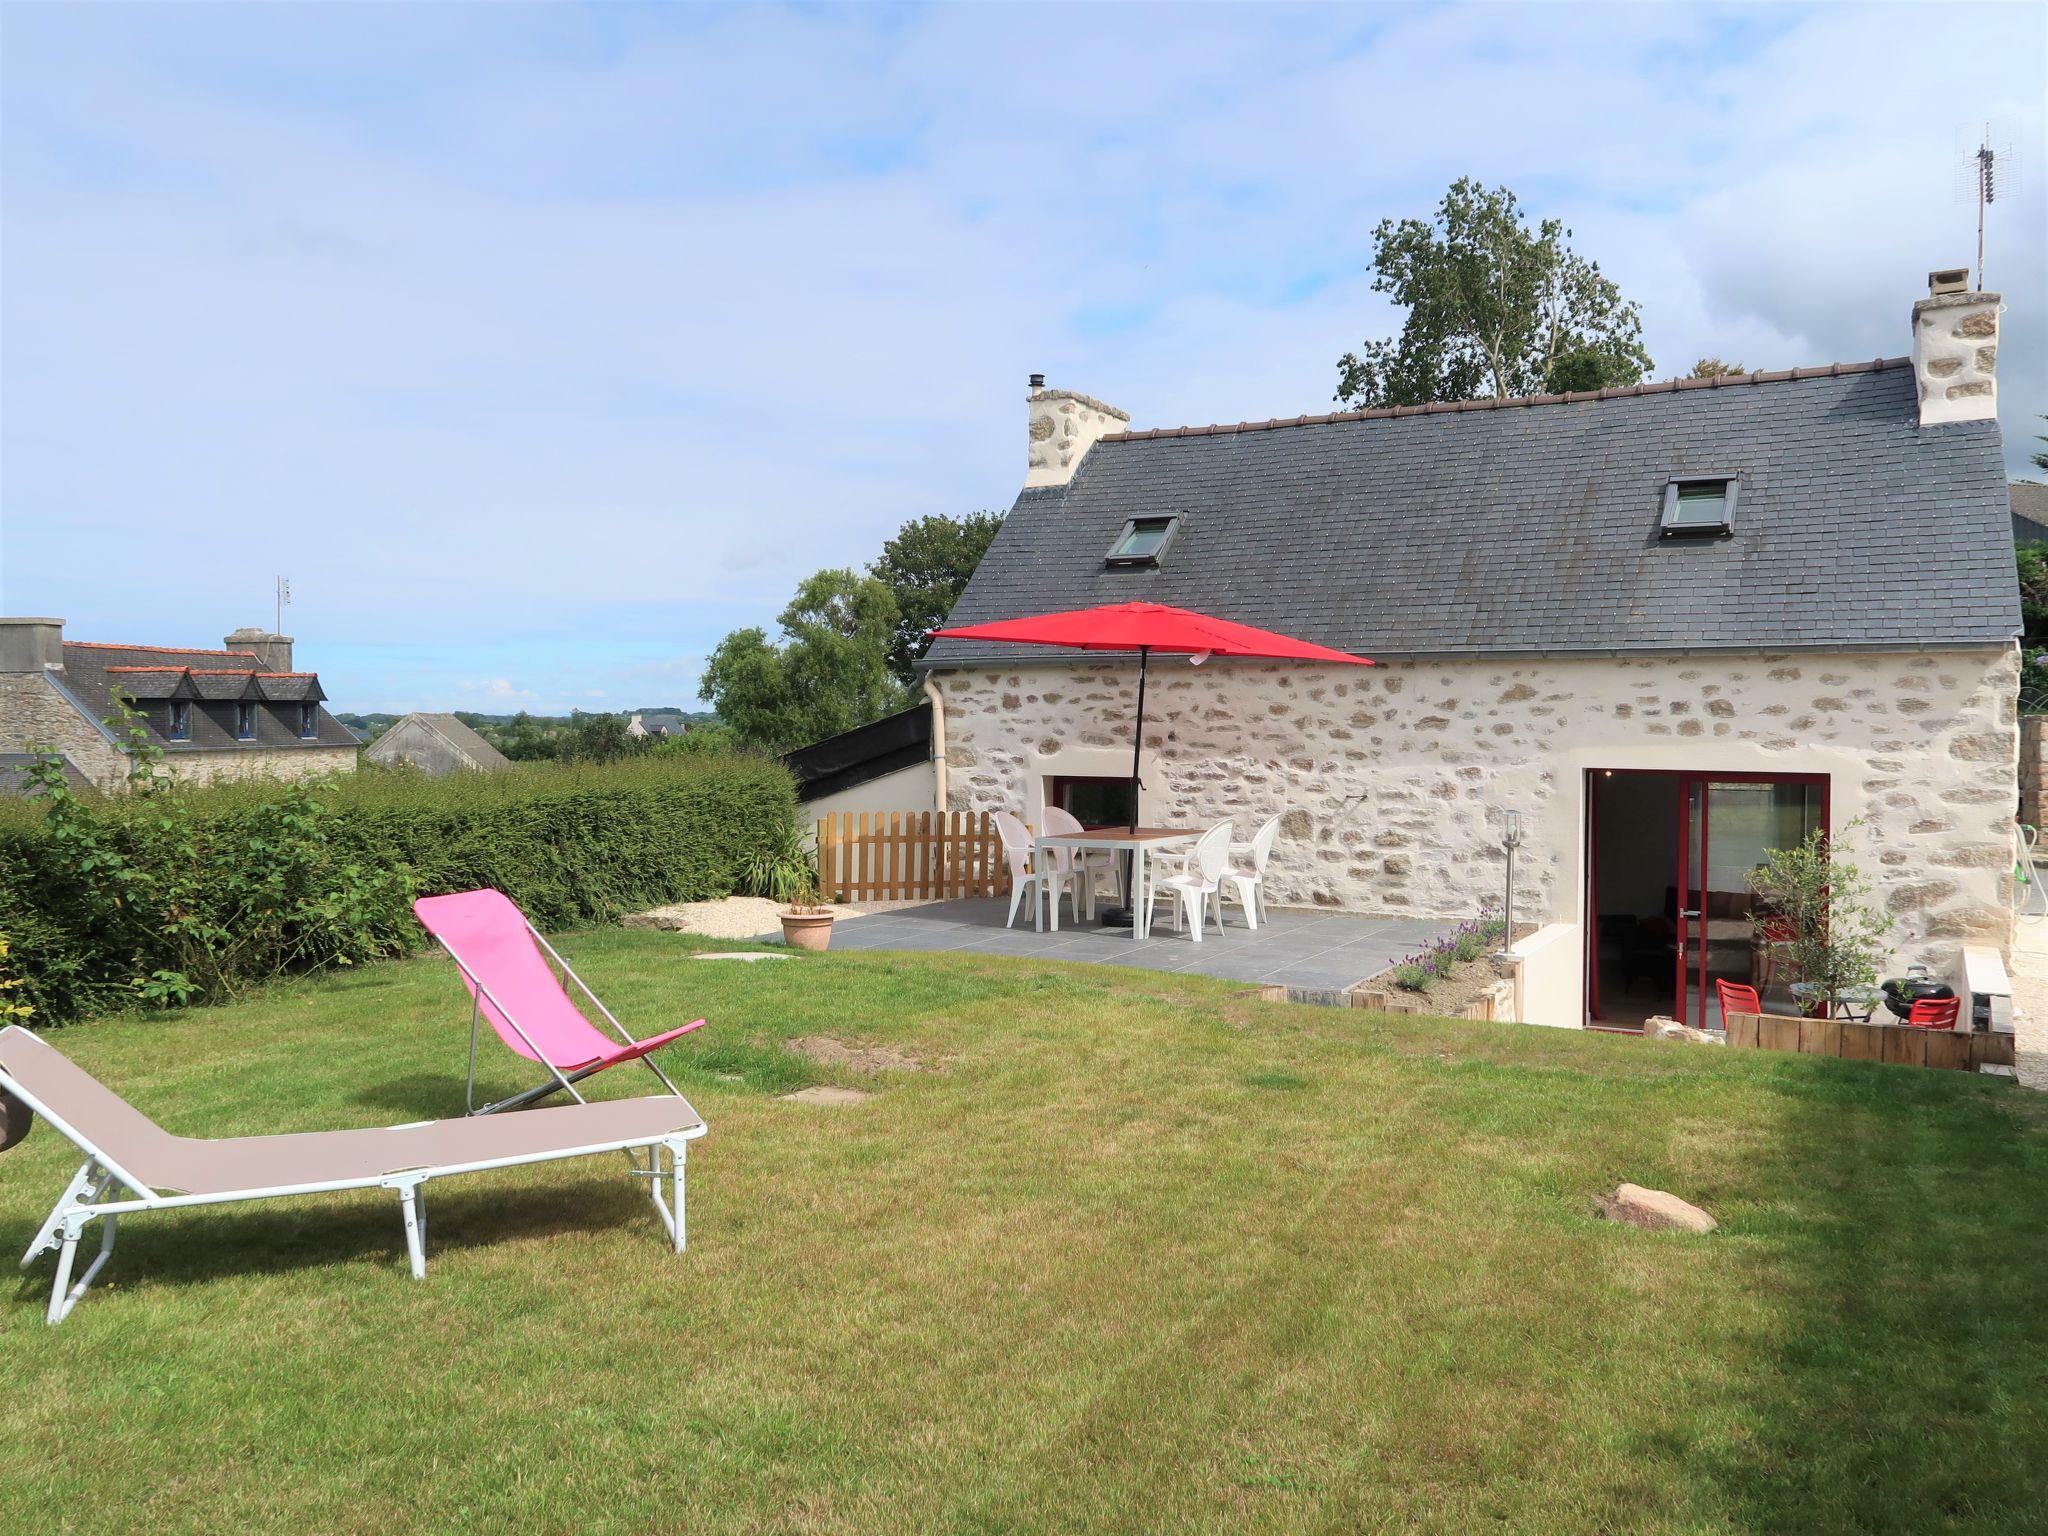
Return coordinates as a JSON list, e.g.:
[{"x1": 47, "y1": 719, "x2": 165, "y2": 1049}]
[
  {"x1": 924, "y1": 360, "x2": 2019, "y2": 667},
  {"x1": 55, "y1": 641, "x2": 356, "y2": 752},
  {"x1": 371, "y1": 713, "x2": 513, "y2": 771},
  {"x1": 2013, "y1": 481, "x2": 2048, "y2": 542}
]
